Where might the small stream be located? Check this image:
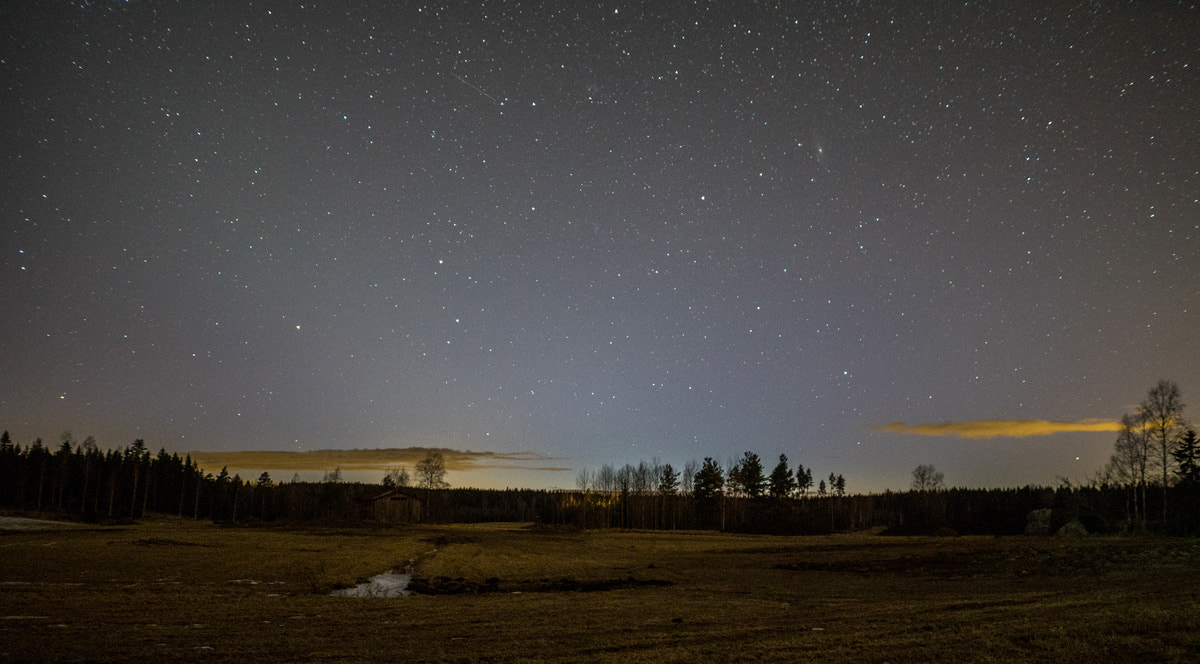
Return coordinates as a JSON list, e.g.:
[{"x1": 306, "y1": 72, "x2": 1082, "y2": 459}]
[{"x1": 331, "y1": 571, "x2": 411, "y2": 598}]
